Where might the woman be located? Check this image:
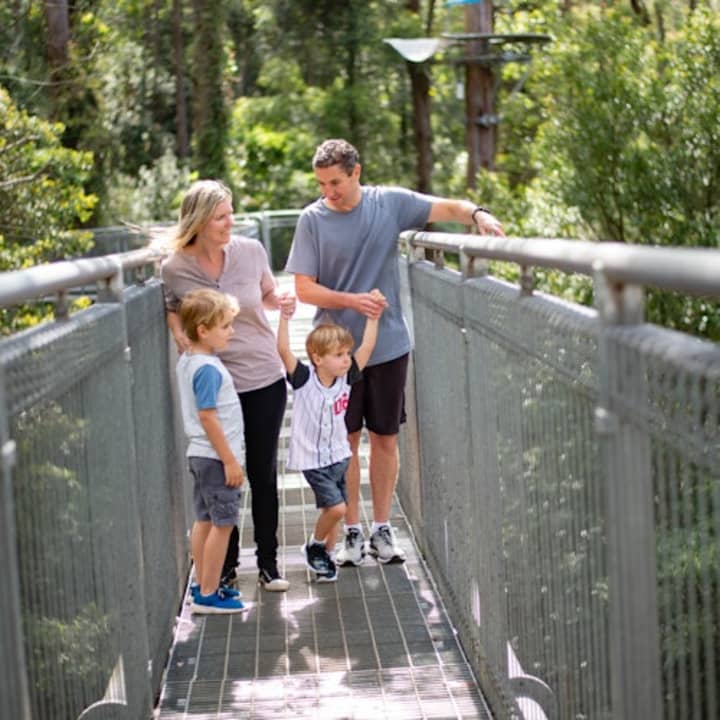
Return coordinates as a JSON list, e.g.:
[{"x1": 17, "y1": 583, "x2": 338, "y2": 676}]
[{"x1": 162, "y1": 179, "x2": 291, "y2": 592}]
